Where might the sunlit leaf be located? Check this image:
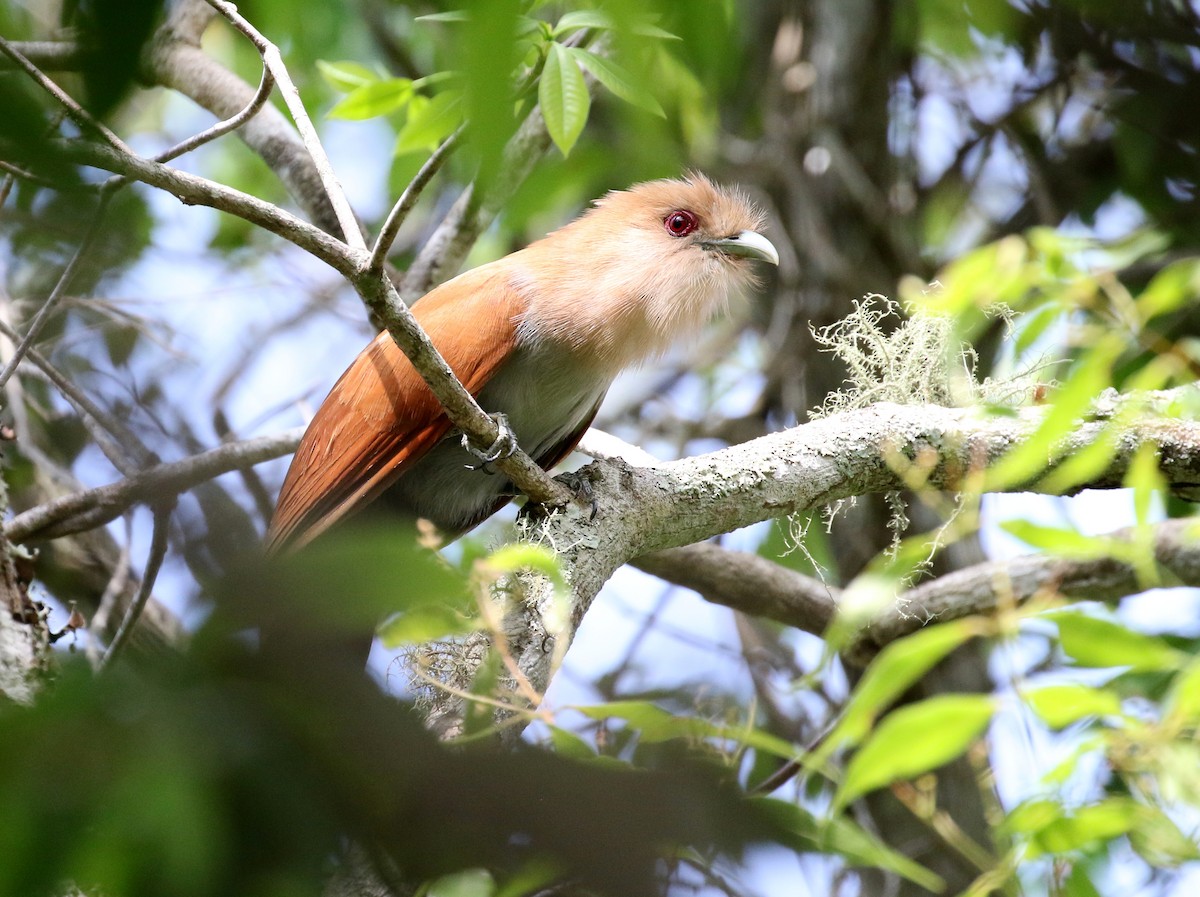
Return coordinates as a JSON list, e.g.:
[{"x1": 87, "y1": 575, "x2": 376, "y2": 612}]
[
  {"x1": 540, "y1": 42, "x2": 590, "y2": 156},
  {"x1": 1136, "y1": 258, "x2": 1200, "y2": 322},
  {"x1": 988, "y1": 335, "x2": 1125, "y2": 491},
  {"x1": 1128, "y1": 804, "x2": 1200, "y2": 866},
  {"x1": 1023, "y1": 798, "x2": 1141, "y2": 857},
  {"x1": 576, "y1": 701, "x2": 798, "y2": 760},
  {"x1": 1163, "y1": 655, "x2": 1200, "y2": 726},
  {"x1": 416, "y1": 11, "x2": 470, "y2": 23},
  {"x1": 1000, "y1": 521, "x2": 1114, "y2": 559},
  {"x1": 378, "y1": 602, "x2": 480, "y2": 647},
  {"x1": 812, "y1": 619, "x2": 982, "y2": 769},
  {"x1": 316, "y1": 59, "x2": 379, "y2": 93},
  {"x1": 752, "y1": 798, "x2": 944, "y2": 891},
  {"x1": 428, "y1": 869, "x2": 495, "y2": 897},
  {"x1": 395, "y1": 90, "x2": 464, "y2": 154},
  {"x1": 1047, "y1": 611, "x2": 1186, "y2": 671},
  {"x1": 566, "y1": 48, "x2": 665, "y2": 117},
  {"x1": 552, "y1": 9, "x2": 615, "y2": 34},
  {"x1": 485, "y1": 543, "x2": 566, "y2": 590},
  {"x1": 835, "y1": 694, "x2": 995, "y2": 809},
  {"x1": 1023, "y1": 683, "x2": 1121, "y2": 729},
  {"x1": 329, "y1": 78, "x2": 413, "y2": 120}
]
